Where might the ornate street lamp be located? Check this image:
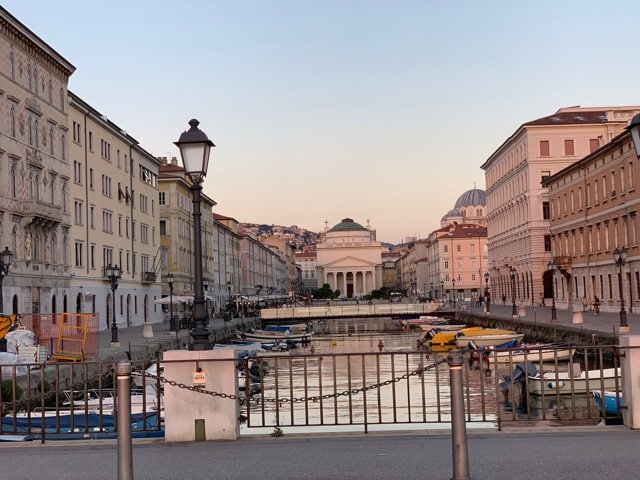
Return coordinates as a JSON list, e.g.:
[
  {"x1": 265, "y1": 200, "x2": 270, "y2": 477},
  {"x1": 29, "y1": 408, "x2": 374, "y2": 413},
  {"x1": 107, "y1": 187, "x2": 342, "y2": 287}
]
[
  {"x1": 167, "y1": 272, "x2": 175, "y2": 332},
  {"x1": 510, "y1": 267, "x2": 517, "y2": 318},
  {"x1": 105, "y1": 263, "x2": 122, "y2": 345},
  {"x1": 547, "y1": 261, "x2": 558, "y2": 323},
  {"x1": 613, "y1": 247, "x2": 629, "y2": 333},
  {"x1": 0, "y1": 247, "x2": 14, "y2": 312},
  {"x1": 175, "y1": 119, "x2": 215, "y2": 350},
  {"x1": 484, "y1": 272, "x2": 490, "y2": 315},
  {"x1": 226, "y1": 280, "x2": 232, "y2": 303}
]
